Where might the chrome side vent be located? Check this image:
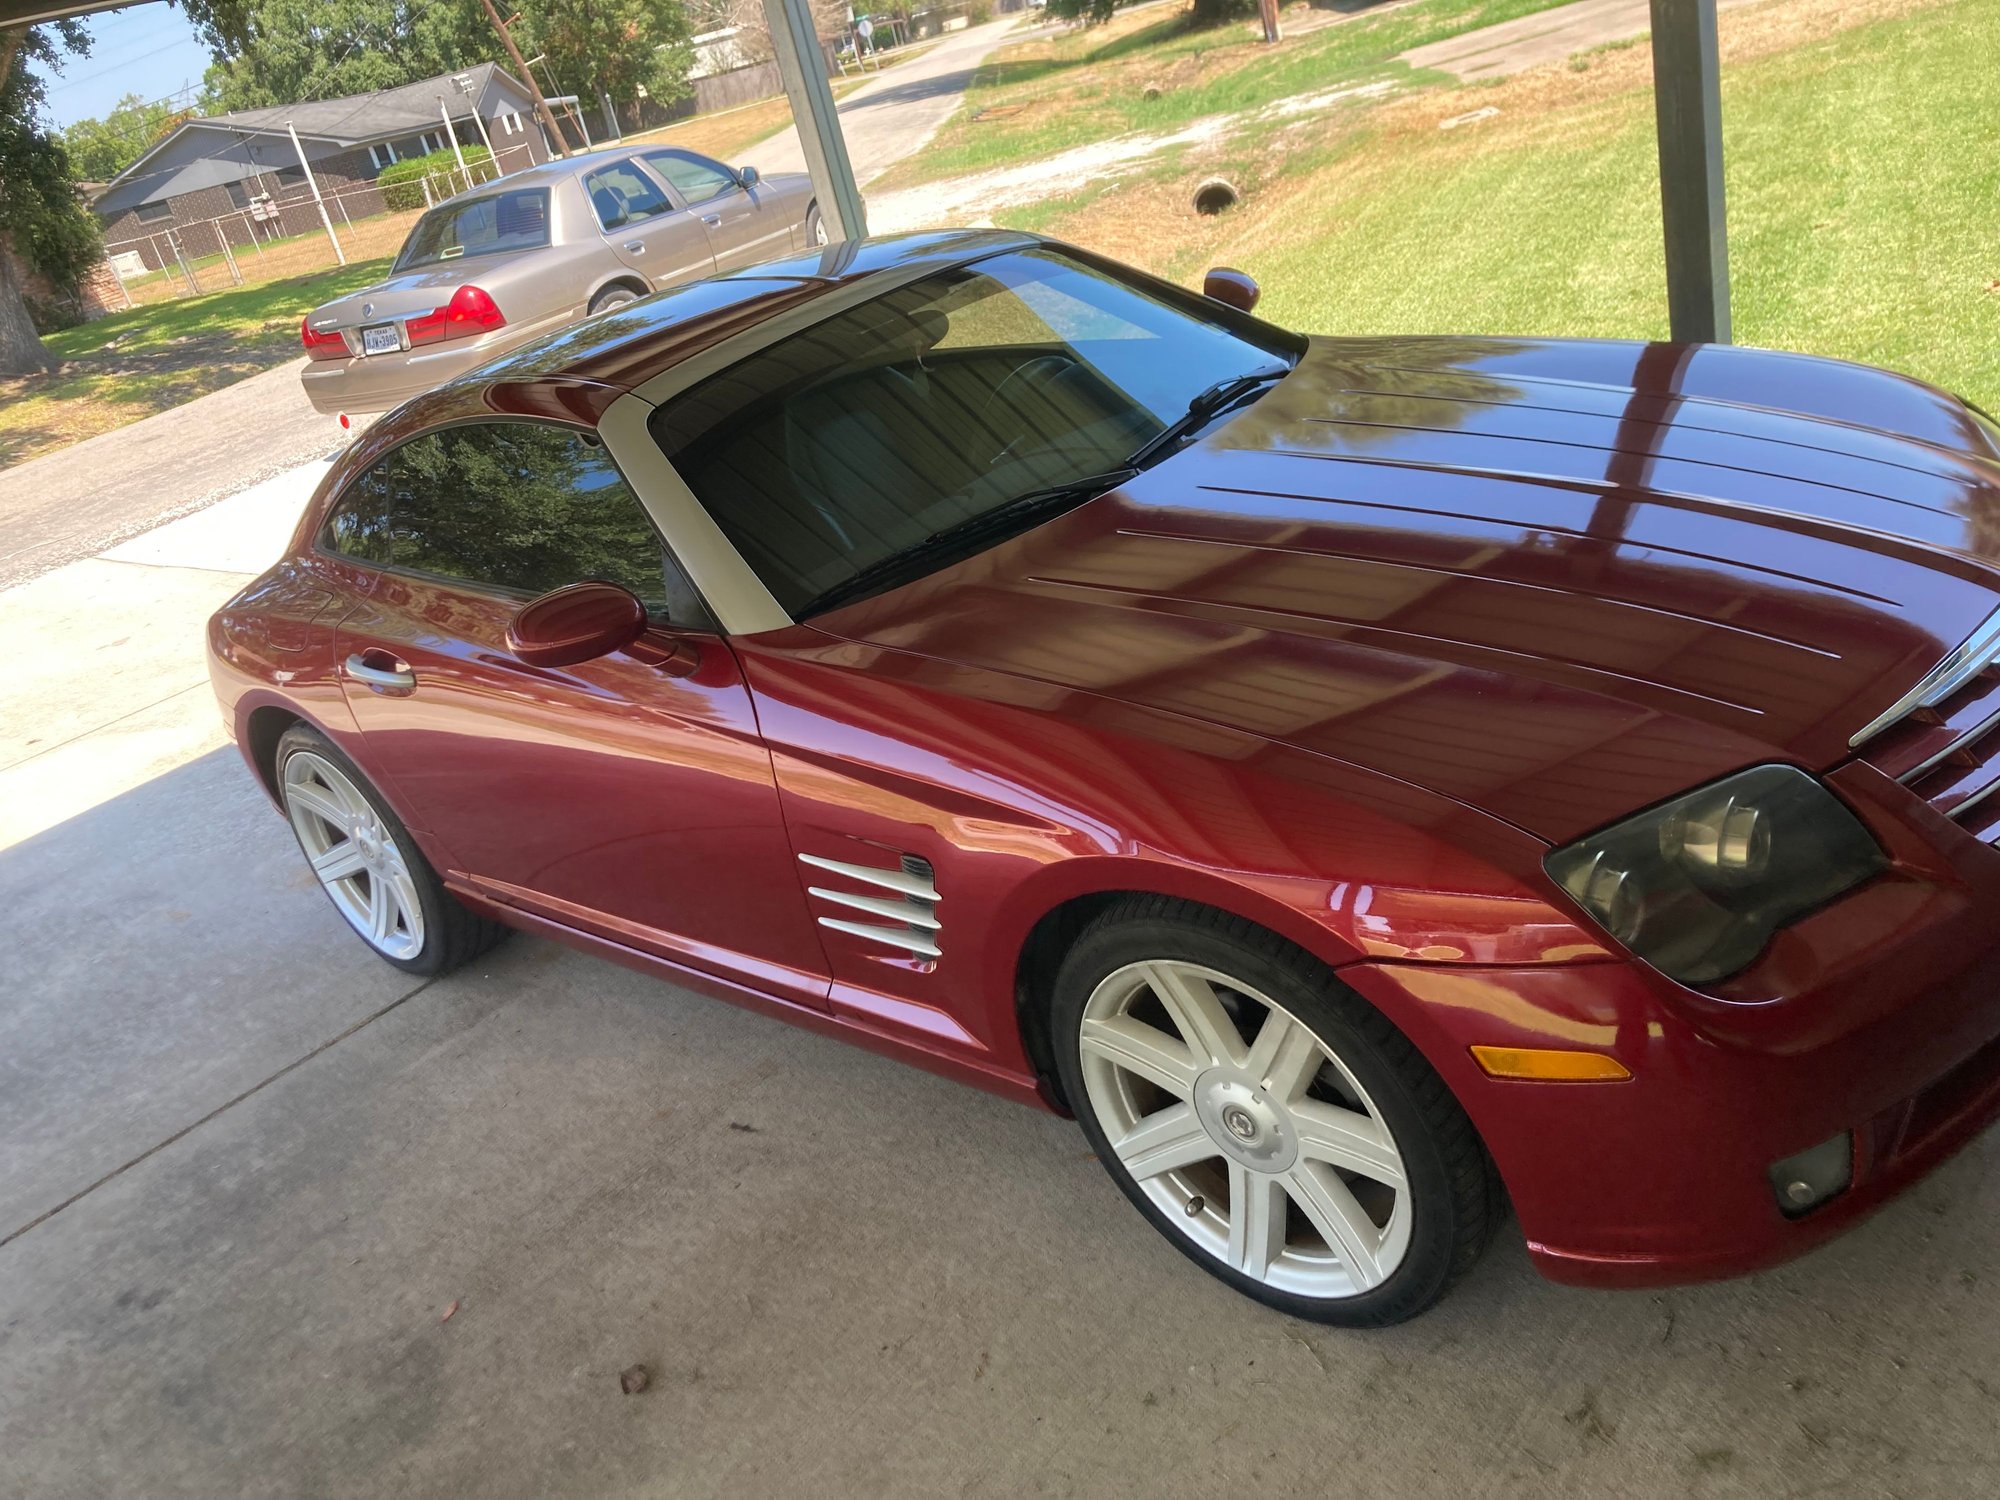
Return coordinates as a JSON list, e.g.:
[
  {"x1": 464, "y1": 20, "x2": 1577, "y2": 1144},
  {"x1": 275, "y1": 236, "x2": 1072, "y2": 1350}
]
[{"x1": 800, "y1": 851, "x2": 941, "y2": 959}]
